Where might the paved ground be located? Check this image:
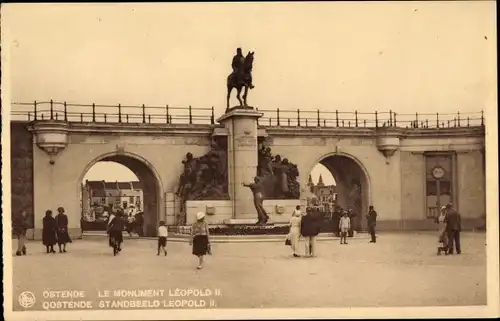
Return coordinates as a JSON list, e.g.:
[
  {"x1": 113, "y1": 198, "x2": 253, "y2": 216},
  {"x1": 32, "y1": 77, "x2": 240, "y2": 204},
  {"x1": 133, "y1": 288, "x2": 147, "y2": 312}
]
[{"x1": 11, "y1": 232, "x2": 486, "y2": 311}]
